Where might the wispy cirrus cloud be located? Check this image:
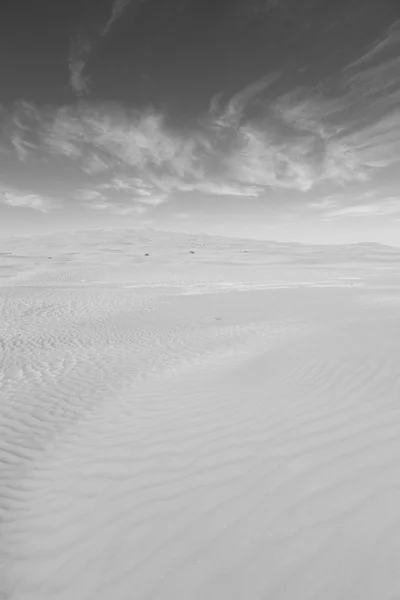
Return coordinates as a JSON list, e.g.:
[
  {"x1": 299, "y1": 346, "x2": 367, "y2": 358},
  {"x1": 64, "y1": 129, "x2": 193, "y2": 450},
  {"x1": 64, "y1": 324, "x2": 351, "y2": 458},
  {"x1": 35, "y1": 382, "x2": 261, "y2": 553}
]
[
  {"x1": 83, "y1": 194, "x2": 150, "y2": 216},
  {"x1": 68, "y1": 36, "x2": 92, "y2": 96},
  {"x1": 308, "y1": 186, "x2": 400, "y2": 221},
  {"x1": 100, "y1": 176, "x2": 168, "y2": 206},
  {"x1": 11, "y1": 133, "x2": 31, "y2": 161},
  {"x1": 345, "y1": 19, "x2": 400, "y2": 71},
  {"x1": 3, "y1": 19, "x2": 400, "y2": 217},
  {"x1": 74, "y1": 176, "x2": 167, "y2": 213},
  {"x1": 0, "y1": 185, "x2": 53, "y2": 212},
  {"x1": 209, "y1": 74, "x2": 281, "y2": 129},
  {"x1": 68, "y1": 0, "x2": 150, "y2": 95},
  {"x1": 344, "y1": 112, "x2": 400, "y2": 169},
  {"x1": 322, "y1": 198, "x2": 400, "y2": 220},
  {"x1": 101, "y1": 0, "x2": 146, "y2": 37},
  {"x1": 73, "y1": 189, "x2": 105, "y2": 201}
]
